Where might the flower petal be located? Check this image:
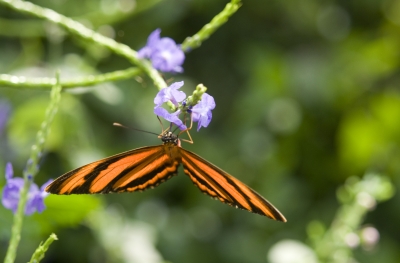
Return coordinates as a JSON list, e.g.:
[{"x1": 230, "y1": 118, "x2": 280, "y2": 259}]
[
  {"x1": 138, "y1": 29, "x2": 185, "y2": 73},
  {"x1": 1, "y1": 169, "x2": 52, "y2": 215},
  {"x1": 137, "y1": 29, "x2": 161, "y2": 59},
  {"x1": 25, "y1": 183, "x2": 46, "y2": 215},
  {"x1": 154, "y1": 81, "x2": 185, "y2": 106},
  {"x1": 5, "y1": 162, "x2": 13, "y2": 180},
  {"x1": 137, "y1": 46, "x2": 152, "y2": 59},
  {"x1": 191, "y1": 93, "x2": 216, "y2": 131},
  {"x1": 154, "y1": 106, "x2": 187, "y2": 130},
  {"x1": 147, "y1": 28, "x2": 161, "y2": 48},
  {"x1": 40, "y1": 179, "x2": 53, "y2": 197},
  {"x1": 151, "y1": 39, "x2": 185, "y2": 73},
  {"x1": 1, "y1": 177, "x2": 24, "y2": 213},
  {"x1": 25, "y1": 196, "x2": 42, "y2": 215}
]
